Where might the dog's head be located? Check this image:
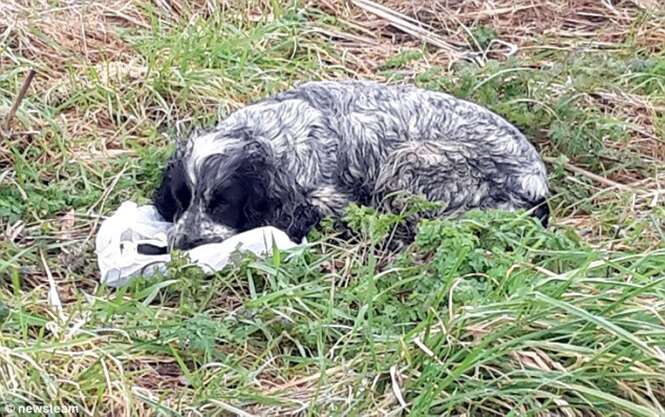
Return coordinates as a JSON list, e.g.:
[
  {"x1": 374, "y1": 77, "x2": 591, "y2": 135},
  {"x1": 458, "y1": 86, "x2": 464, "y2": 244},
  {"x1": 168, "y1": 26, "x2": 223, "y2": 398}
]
[{"x1": 154, "y1": 128, "x2": 320, "y2": 250}]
